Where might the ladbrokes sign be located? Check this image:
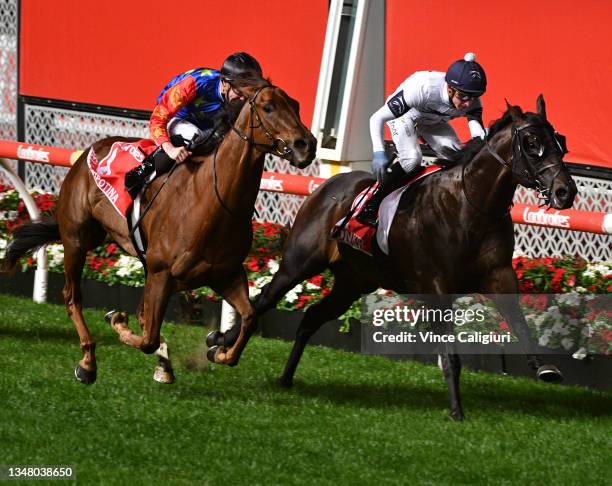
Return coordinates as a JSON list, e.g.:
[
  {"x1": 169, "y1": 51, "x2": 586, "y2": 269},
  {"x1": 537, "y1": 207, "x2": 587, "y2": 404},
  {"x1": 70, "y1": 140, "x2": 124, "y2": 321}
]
[
  {"x1": 17, "y1": 145, "x2": 50, "y2": 163},
  {"x1": 522, "y1": 207, "x2": 571, "y2": 228}
]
